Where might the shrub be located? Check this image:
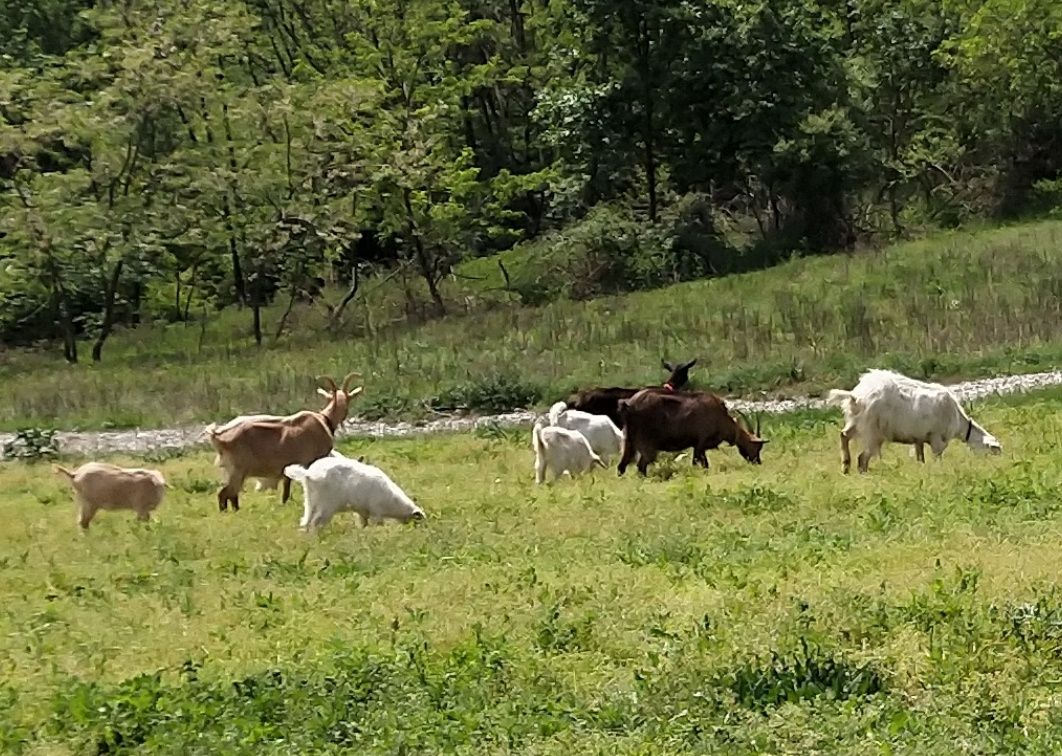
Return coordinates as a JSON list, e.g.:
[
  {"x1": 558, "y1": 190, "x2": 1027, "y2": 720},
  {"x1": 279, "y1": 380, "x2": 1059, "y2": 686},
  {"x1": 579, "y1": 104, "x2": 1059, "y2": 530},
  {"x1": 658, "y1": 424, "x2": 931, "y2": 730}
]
[
  {"x1": 2, "y1": 428, "x2": 59, "y2": 462},
  {"x1": 430, "y1": 374, "x2": 542, "y2": 413}
]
